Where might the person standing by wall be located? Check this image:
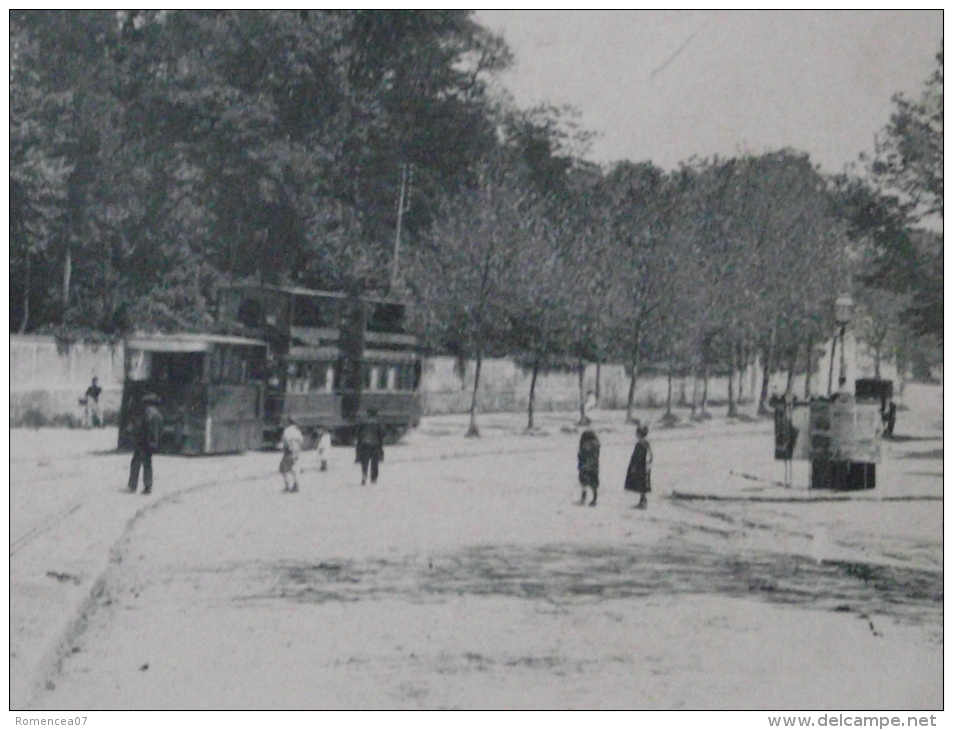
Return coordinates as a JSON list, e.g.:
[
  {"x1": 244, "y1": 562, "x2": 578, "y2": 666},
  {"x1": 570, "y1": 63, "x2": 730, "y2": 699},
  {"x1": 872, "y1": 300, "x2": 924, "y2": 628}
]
[
  {"x1": 83, "y1": 376, "x2": 103, "y2": 428},
  {"x1": 624, "y1": 424, "x2": 652, "y2": 509},
  {"x1": 355, "y1": 408, "x2": 385, "y2": 485},
  {"x1": 127, "y1": 393, "x2": 162, "y2": 495},
  {"x1": 279, "y1": 416, "x2": 304, "y2": 493}
]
